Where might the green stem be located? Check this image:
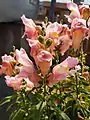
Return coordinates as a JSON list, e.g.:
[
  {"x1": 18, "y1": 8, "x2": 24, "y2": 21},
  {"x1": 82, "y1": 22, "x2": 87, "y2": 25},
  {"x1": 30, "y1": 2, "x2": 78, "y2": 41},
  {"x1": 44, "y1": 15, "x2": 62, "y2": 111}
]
[
  {"x1": 43, "y1": 76, "x2": 47, "y2": 101},
  {"x1": 75, "y1": 73, "x2": 78, "y2": 100},
  {"x1": 80, "y1": 42, "x2": 84, "y2": 74},
  {"x1": 20, "y1": 91, "x2": 29, "y2": 116}
]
